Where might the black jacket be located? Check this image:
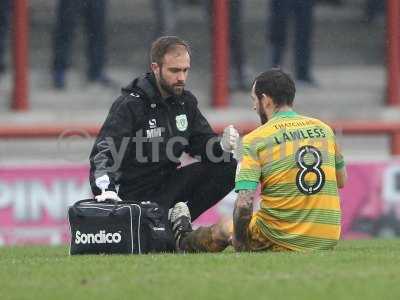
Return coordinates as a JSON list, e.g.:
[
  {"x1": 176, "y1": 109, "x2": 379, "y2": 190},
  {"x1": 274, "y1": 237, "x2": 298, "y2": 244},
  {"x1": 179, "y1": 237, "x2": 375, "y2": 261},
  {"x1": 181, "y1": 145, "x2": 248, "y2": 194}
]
[{"x1": 89, "y1": 73, "x2": 228, "y2": 198}]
